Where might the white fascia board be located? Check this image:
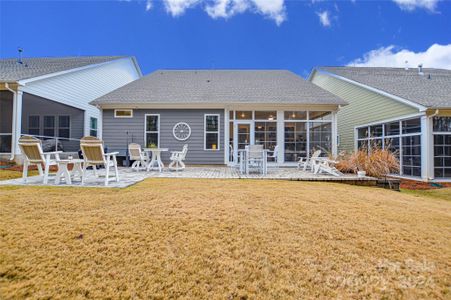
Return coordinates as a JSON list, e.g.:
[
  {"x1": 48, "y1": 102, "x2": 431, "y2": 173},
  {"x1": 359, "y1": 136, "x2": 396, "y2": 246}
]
[
  {"x1": 17, "y1": 57, "x2": 134, "y2": 85},
  {"x1": 314, "y1": 69, "x2": 428, "y2": 112}
]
